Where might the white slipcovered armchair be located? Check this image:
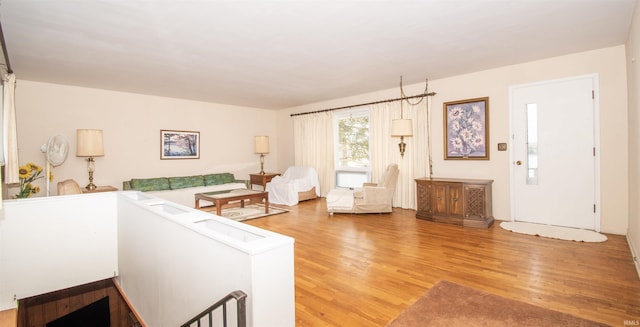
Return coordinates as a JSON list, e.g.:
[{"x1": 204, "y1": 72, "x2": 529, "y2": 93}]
[
  {"x1": 265, "y1": 166, "x2": 320, "y2": 206},
  {"x1": 326, "y1": 164, "x2": 399, "y2": 214}
]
